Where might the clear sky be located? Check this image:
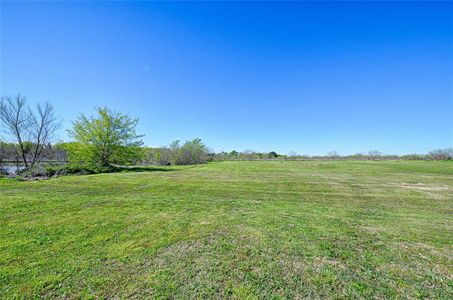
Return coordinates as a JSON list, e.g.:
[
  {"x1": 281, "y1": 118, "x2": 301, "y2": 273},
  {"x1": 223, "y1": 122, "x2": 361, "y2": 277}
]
[{"x1": 1, "y1": 1, "x2": 452, "y2": 155}]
